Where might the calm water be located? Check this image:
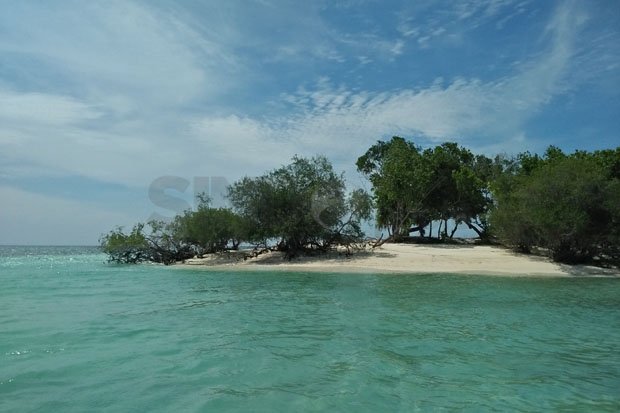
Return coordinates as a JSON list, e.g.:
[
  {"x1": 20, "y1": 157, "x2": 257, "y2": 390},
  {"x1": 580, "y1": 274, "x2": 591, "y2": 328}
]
[{"x1": 1, "y1": 246, "x2": 619, "y2": 412}]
